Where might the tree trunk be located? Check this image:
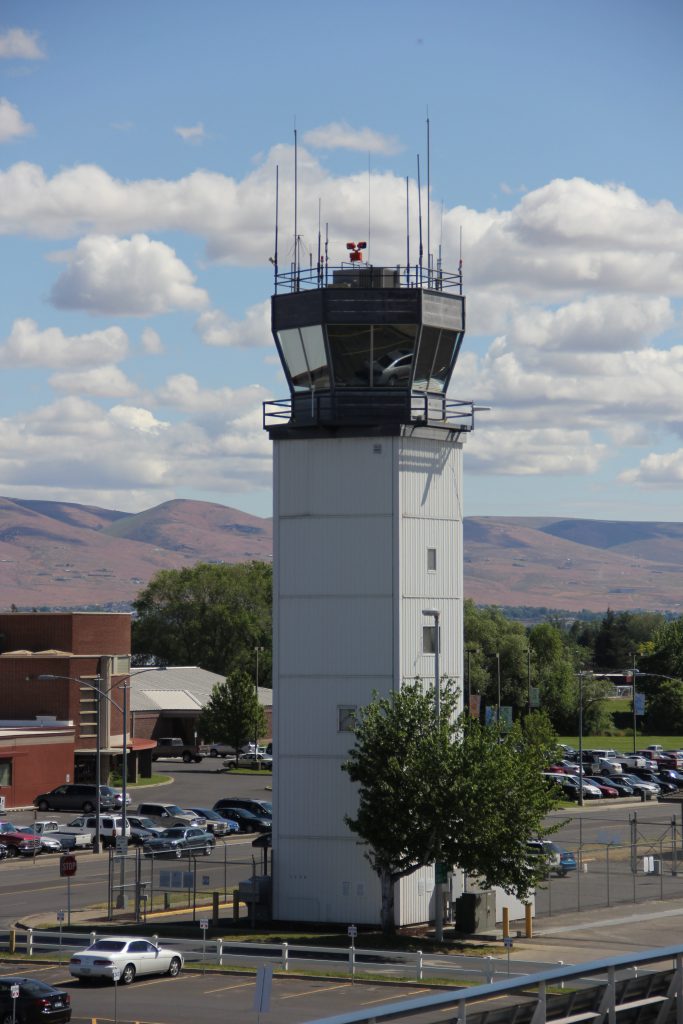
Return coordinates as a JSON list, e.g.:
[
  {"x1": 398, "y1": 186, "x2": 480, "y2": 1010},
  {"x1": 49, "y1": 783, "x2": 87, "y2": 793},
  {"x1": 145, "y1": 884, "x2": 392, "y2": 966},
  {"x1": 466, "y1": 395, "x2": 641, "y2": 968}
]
[{"x1": 379, "y1": 868, "x2": 396, "y2": 934}]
